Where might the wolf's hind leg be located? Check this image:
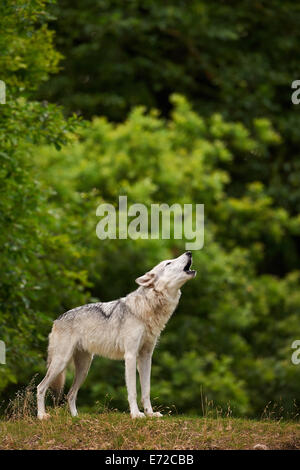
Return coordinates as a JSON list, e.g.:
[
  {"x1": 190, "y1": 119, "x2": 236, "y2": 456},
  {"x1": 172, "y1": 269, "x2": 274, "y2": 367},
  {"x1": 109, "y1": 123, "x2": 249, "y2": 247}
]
[
  {"x1": 37, "y1": 356, "x2": 70, "y2": 420},
  {"x1": 37, "y1": 337, "x2": 76, "y2": 420},
  {"x1": 67, "y1": 349, "x2": 93, "y2": 417}
]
